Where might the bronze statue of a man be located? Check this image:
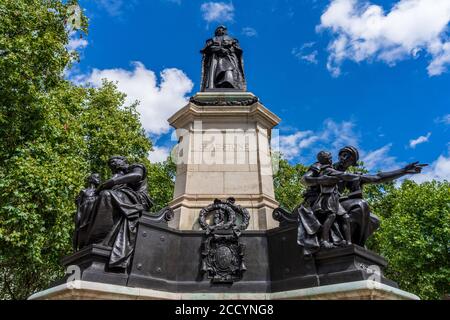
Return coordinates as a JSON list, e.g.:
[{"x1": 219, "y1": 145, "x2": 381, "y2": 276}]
[{"x1": 201, "y1": 25, "x2": 246, "y2": 91}]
